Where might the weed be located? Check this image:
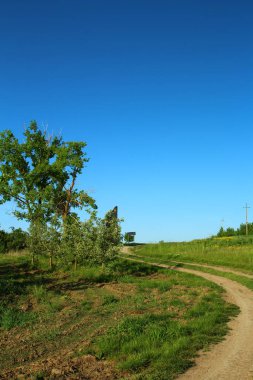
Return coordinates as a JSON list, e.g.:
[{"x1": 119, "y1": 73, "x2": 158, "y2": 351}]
[
  {"x1": 31, "y1": 285, "x2": 48, "y2": 303},
  {"x1": 81, "y1": 299, "x2": 93, "y2": 311},
  {"x1": 0, "y1": 304, "x2": 36, "y2": 330},
  {"x1": 102, "y1": 294, "x2": 119, "y2": 305}
]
